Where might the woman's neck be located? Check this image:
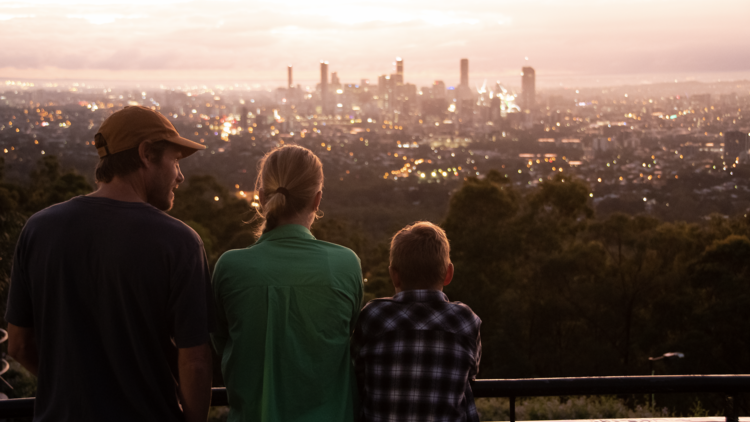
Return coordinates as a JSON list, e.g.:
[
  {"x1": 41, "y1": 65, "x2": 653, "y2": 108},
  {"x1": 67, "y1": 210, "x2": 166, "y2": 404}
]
[{"x1": 275, "y1": 212, "x2": 315, "y2": 230}]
